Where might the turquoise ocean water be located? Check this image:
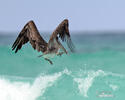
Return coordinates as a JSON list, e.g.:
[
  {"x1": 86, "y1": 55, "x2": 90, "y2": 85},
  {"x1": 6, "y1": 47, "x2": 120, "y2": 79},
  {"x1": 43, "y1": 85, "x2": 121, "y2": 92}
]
[{"x1": 0, "y1": 32, "x2": 125, "y2": 100}]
